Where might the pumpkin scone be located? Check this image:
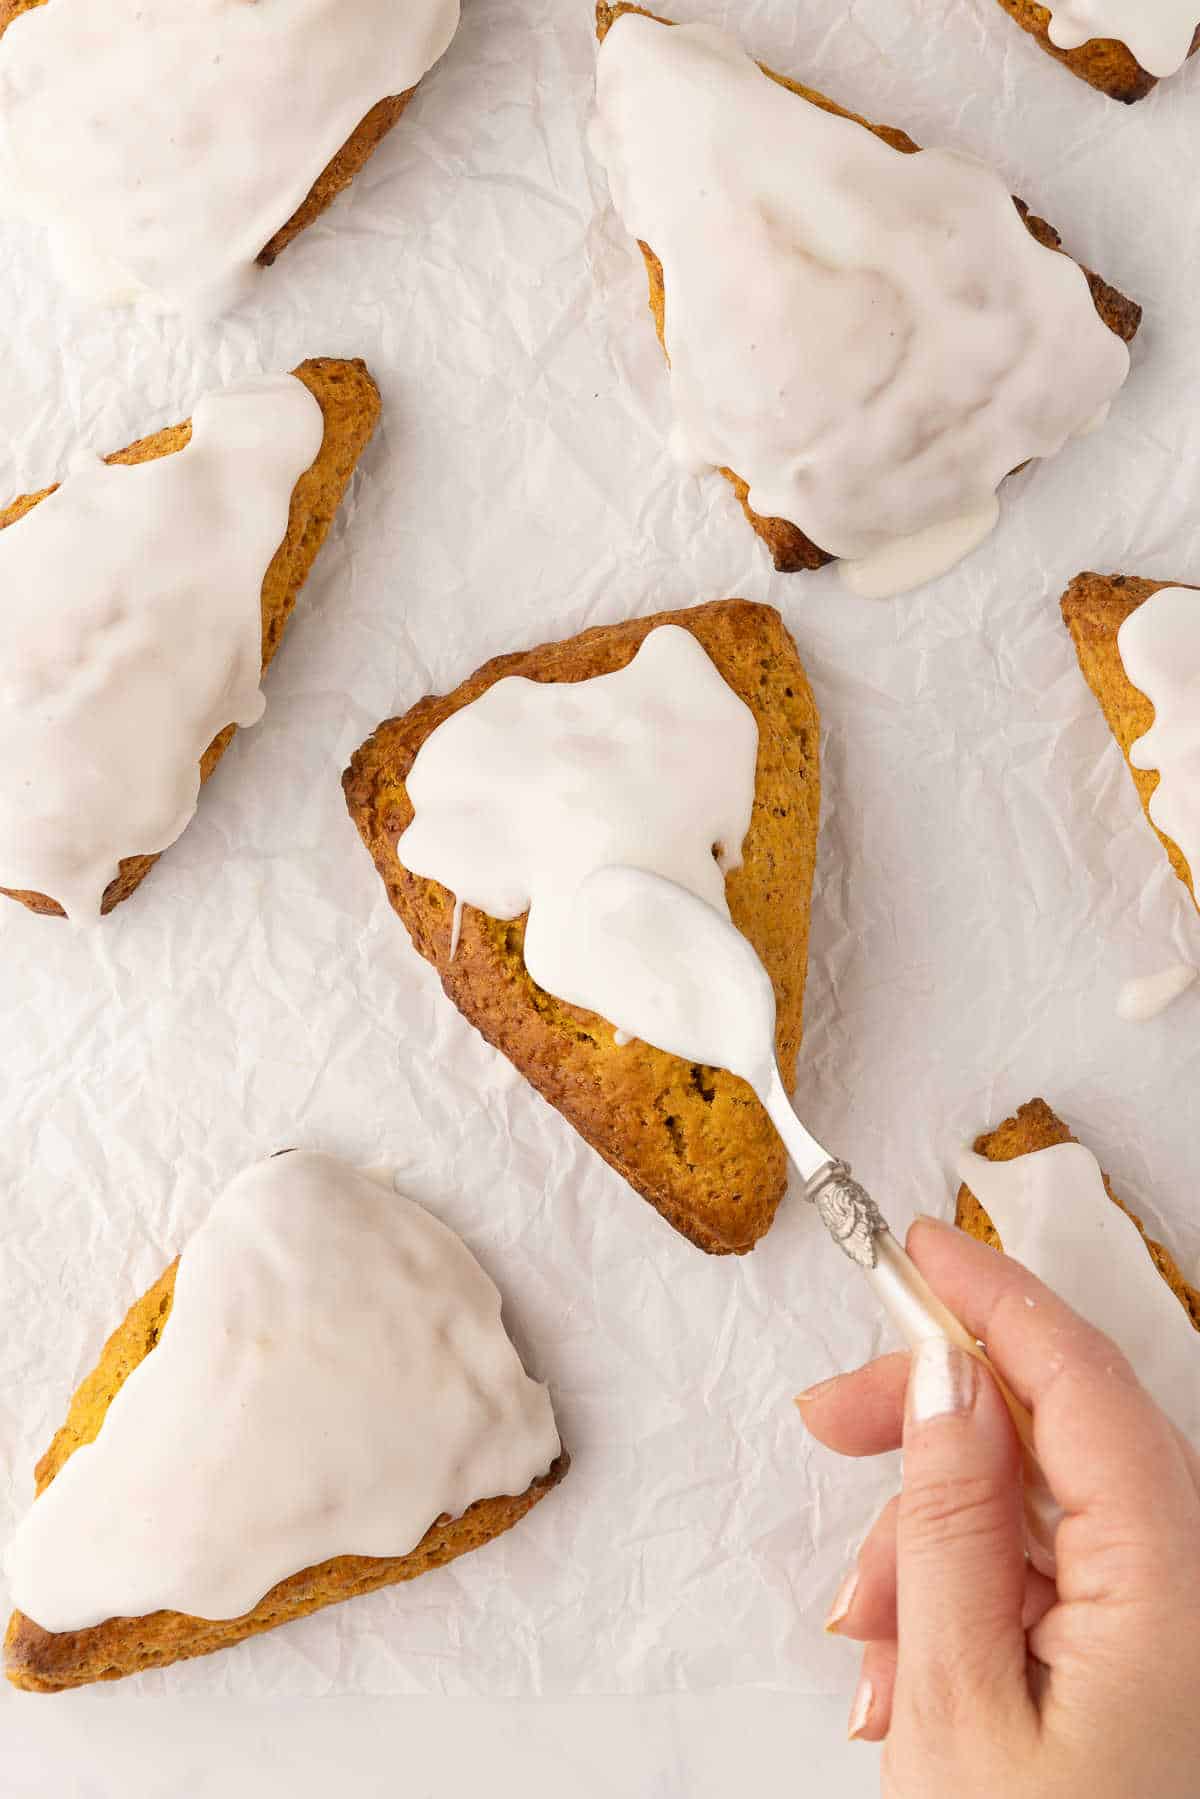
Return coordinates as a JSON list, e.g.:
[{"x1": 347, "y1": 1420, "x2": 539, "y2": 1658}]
[
  {"x1": 0, "y1": 0, "x2": 460, "y2": 314},
  {"x1": 343, "y1": 599, "x2": 821, "y2": 1256},
  {"x1": 591, "y1": 5, "x2": 1140, "y2": 593},
  {"x1": 957, "y1": 1096, "x2": 1200, "y2": 1331},
  {"x1": 991, "y1": 1, "x2": 1200, "y2": 102},
  {"x1": 1062, "y1": 572, "x2": 1200, "y2": 911},
  {"x1": 955, "y1": 1096, "x2": 1200, "y2": 1475},
  {"x1": 5, "y1": 1153, "x2": 567, "y2": 1693},
  {"x1": 0, "y1": 357, "x2": 381, "y2": 921}
]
